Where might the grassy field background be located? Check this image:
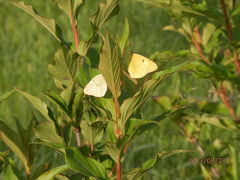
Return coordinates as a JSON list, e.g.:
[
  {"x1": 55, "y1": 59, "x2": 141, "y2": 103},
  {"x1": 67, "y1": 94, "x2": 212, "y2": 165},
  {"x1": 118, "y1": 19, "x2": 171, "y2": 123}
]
[{"x1": 0, "y1": 0, "x2": 233, "y2": 179}]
